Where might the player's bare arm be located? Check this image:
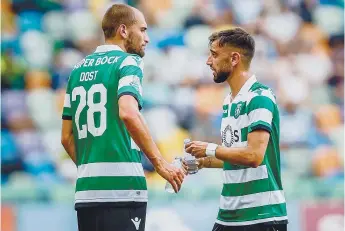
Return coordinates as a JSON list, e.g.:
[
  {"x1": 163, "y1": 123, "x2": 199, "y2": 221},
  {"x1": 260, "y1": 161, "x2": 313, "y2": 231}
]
[
  {"x1": 185, "y1": 130, "x2": 269, "y2": 168},
  {"x1": 201, "y1": 156, "x2": 224, "y2": 168},
  {"x1": 61, "y1": 119, "x2": 77, "y2": 164},
  {"x1": 182, "y1": 156, "x2": 223, "y2": 172},
  {"x1": 118, "y1": 95, "x2": 185, "y2": 192}
]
